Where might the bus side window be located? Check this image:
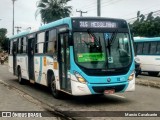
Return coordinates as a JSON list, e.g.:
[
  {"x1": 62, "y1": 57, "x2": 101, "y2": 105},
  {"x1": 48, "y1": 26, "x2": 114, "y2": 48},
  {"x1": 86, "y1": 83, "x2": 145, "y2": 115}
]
[
  {"x1": 137, "y1": 43, "x2": 143, "y2": 55},
  {"x1": 46, "y1": 29, "x2": 57, "y2": 54},
  {"x1": 17, "y1": 38, "x2": 20, "y2": 54},
  {"x1": 22, "y1": 37, "x2": 27, "y2": 53},
  {"x1": 150, "y1": 42, "x2": 157, "y2": 54},
  {"x1": 142, "y1": 42, "x2": 149, "y2": 55},
  {"x1": 36, "y1": 32, "x2": 45, "y2": 54},
  {"x1": 156, "y1": 42, "x2": 160, "y2": 54},
  {"x1": 134, "y1": 43, "x2": 137, "y2": 56}
]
